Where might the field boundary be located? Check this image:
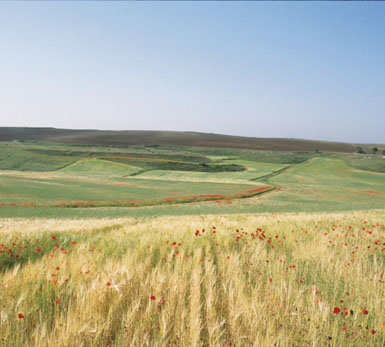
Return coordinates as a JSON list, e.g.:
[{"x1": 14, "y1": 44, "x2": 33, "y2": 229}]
[
  {"x1": 0, "y1": 186, "x2": 274, "y2": 209},
  {"x1": 250, "y1": 158, "x2": 310, "y2": 183}
]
